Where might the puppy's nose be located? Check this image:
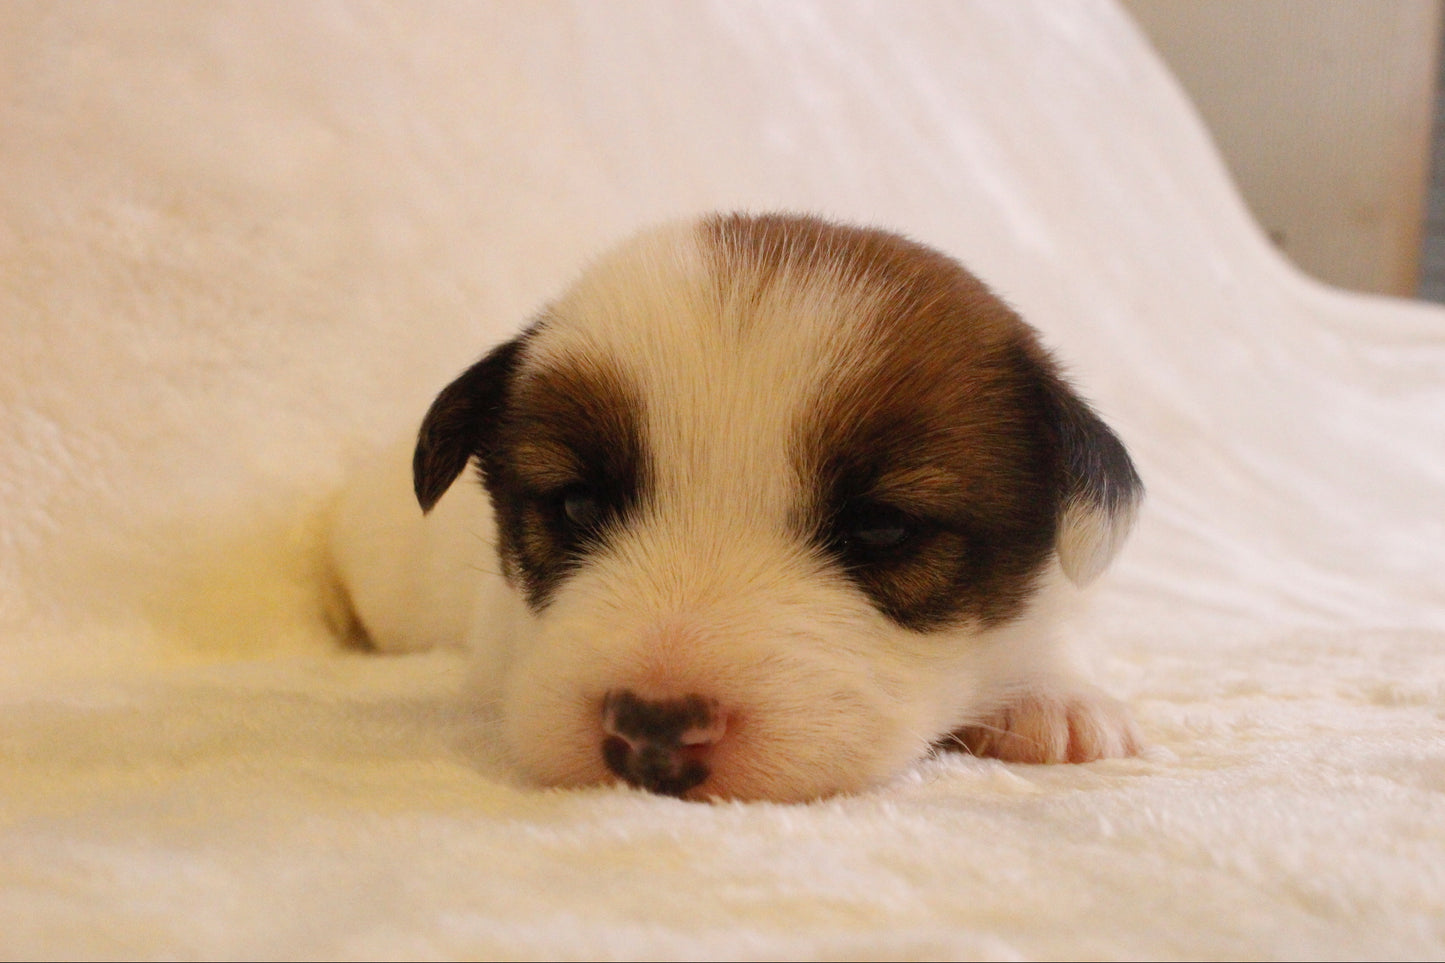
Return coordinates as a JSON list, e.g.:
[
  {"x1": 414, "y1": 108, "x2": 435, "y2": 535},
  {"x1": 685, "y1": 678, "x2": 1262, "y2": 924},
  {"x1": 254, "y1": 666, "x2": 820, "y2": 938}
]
[{"x1": 600, "y1": 689, "x2": 726, "y2": 797}]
